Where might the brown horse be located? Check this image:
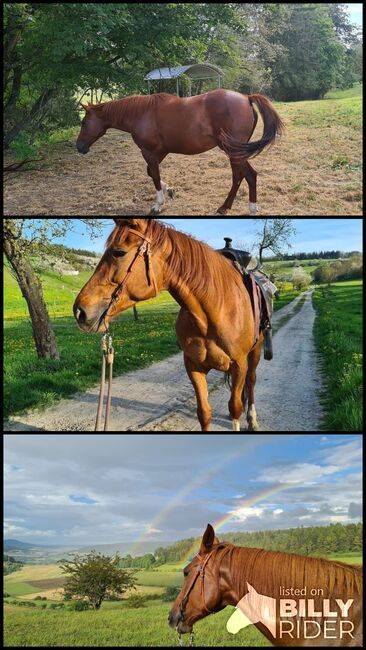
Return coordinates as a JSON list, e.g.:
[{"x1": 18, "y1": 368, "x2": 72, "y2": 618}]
[
  {"x1": 169, "y1": 524, "x2": 363, "y2": 647},
  {"x1": 76, "y1": 89, "x2": 284, "y2": 215},
  {"x1": 73, "y1": 218, "x2": 263, "y2": 431}
]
